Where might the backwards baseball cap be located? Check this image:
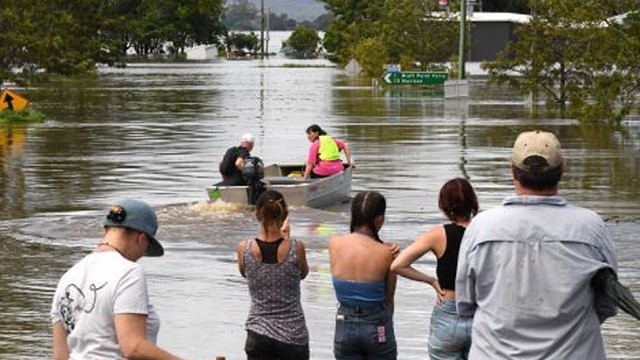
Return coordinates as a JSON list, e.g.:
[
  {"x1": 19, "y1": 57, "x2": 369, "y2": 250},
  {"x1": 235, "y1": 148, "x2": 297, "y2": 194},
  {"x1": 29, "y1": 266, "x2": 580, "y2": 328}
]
[
  {"x1": 512, "y1": 130, "x2": 564, "y2": 170},
  {"x1": 241, "y1": 133, "x2": 255, "y2": 143},
  {"x1": 103, "y1": 199, "x2": 164, "y2": 257}
]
